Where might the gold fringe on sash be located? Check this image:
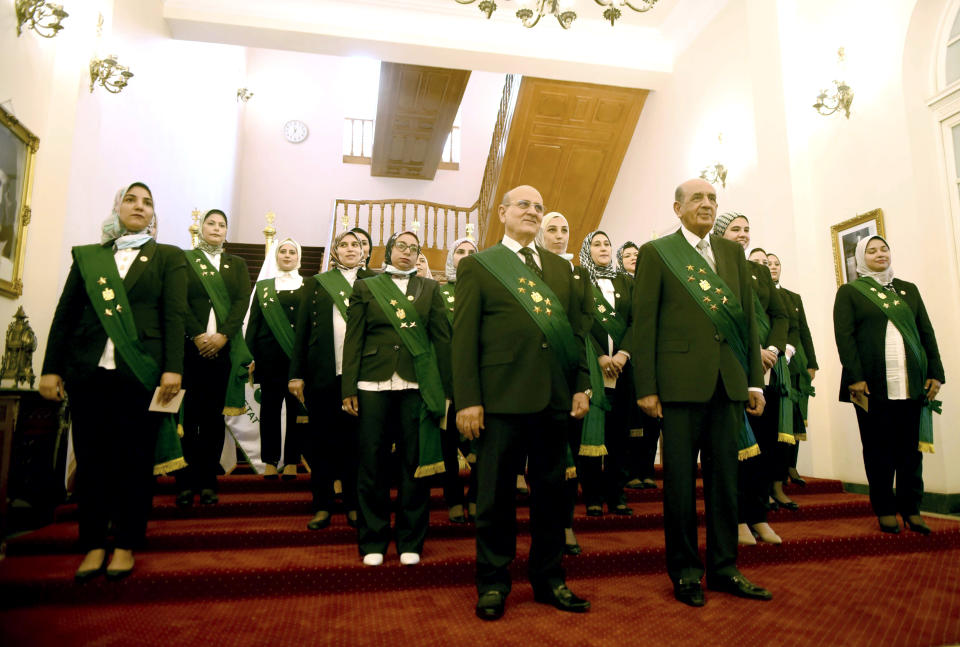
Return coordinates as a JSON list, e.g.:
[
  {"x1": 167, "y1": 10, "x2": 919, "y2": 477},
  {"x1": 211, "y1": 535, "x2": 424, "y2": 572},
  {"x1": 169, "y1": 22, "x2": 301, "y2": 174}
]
[
  {"x1": 414, "y1": 461, "x2": 446, "y2": 478},
  {"x1": 578, "y1": 444, "x2": 608, "y2": 457},
  {"x1": 777, "y1": 433, "x2": 797, "y2": 445},
  {"x1": 222, "y1": 406, "x2": 246, "y2": 416},
  {"x1": 565, "y1": 466, "x2": 578, "y2": 480},
  {"x1": 154, "y1": 457, "x2": 187, "y2": 476},
  {"x1": 296, "y1": 415, "x2": 309, "y2": 424},
  {"x1": 918, "y1": 441, "x2": 935, "y2": 454},
  {"x1": 629, "y1": 428, "x2": 644, "y2": 438},
  {"x1": 737, "y1": 444, "x2": 760, "y2": 461},
  {"x1": 177, "y1": 424, "x2": 185, "y2": 438},
  {"x1": 795, "y1": 431, "x2": 807, "y2": 441}
]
